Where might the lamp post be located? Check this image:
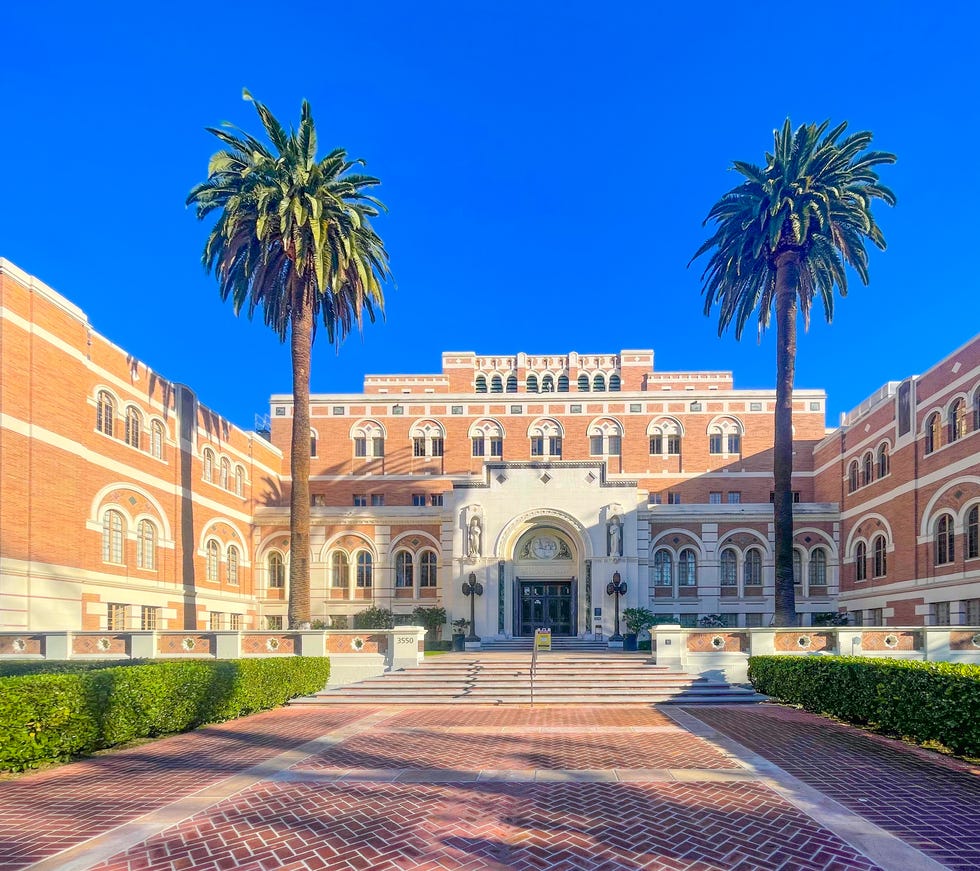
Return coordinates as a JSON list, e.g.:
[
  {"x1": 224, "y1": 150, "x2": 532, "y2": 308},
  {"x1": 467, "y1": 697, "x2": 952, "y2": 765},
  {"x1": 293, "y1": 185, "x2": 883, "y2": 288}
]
[
  {"x1": 606, "y1": 571, "x2": 627, "y2": 642},
  {"x1": 461, "y1": 572, "x2": 484, "y2": 642}
]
